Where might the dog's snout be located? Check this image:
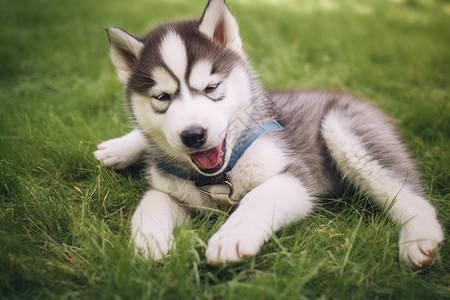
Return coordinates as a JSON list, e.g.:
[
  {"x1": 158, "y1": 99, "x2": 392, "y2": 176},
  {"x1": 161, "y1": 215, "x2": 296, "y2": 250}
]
[{"x1": 181, "y1": 126, "x2": 207, "y2": 149}]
